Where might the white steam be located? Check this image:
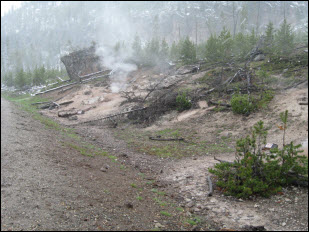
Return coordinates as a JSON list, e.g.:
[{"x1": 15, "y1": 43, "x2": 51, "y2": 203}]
[
  {"x1": 94, "y1": 2, "x2": 137, "y2": 93},
  {"x1": 96, "y1": 46, "x2": 137, "y2": 93}
]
